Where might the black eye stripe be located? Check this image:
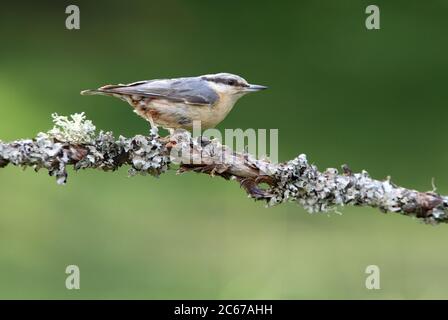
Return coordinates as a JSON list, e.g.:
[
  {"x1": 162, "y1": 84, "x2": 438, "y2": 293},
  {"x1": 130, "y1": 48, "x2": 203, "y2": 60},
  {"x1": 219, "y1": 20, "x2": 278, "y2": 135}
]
[{"x1": 202, "y1": 77, "x2": 247, "y2": 87}]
